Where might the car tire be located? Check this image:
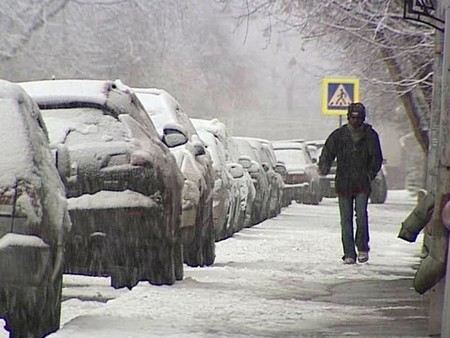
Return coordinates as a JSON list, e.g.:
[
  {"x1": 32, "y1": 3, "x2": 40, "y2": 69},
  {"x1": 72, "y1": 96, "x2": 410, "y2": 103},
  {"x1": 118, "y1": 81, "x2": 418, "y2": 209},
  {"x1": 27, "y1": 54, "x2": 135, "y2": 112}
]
[
  {"x1": 110, "y1": 264, "x2": 138, "y2": 290},
  {"x1": 174, "y1": 230, "x2": 184, "y2": 281},
  {"x1": 4, "y1": 273, "x2": 62, "y2": 338},
  {"x1": 182, "y1": 225, "x2": 203, "y2": 267},
  {"x1": 202, "y1": 223, "x2": 216, "y2": 266},
  {"x1": 149, "y1": 239, "x2": 176, "y2": 286}
]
